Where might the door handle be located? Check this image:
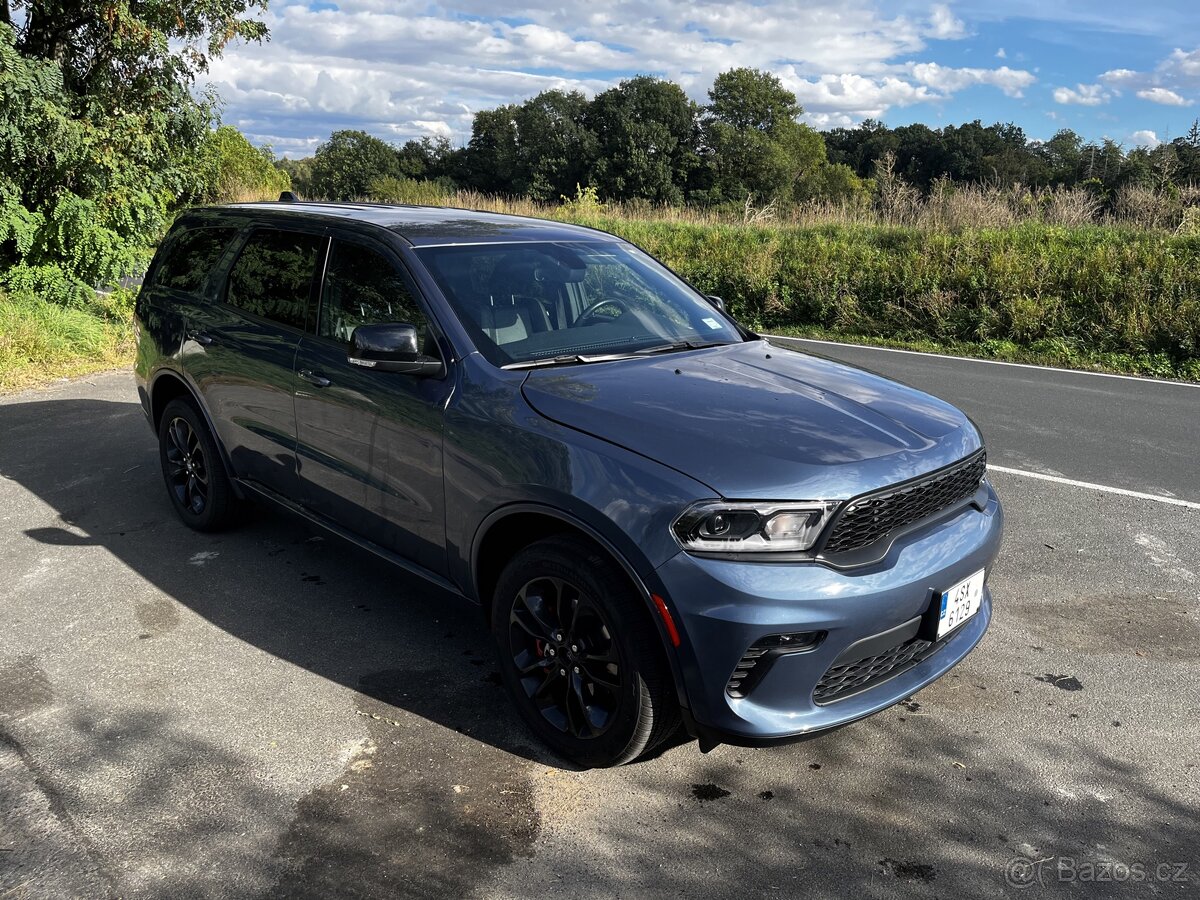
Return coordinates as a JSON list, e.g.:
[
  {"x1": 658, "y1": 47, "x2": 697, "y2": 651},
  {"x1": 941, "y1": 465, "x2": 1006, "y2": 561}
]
[
  {"x1": 298, "y1": 369, "x2": 332, "y2": 388},
  {"x1": 186, "y1": 330, "x2": 214, "y2": 346}
]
